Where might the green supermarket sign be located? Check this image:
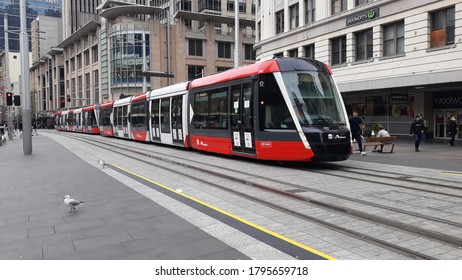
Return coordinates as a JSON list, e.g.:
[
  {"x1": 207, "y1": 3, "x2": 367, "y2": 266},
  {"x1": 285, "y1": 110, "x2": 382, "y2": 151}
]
[{"x1": 346, "y1": 7, "x2": 379, "y2": 26}]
